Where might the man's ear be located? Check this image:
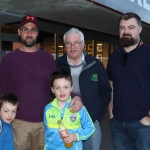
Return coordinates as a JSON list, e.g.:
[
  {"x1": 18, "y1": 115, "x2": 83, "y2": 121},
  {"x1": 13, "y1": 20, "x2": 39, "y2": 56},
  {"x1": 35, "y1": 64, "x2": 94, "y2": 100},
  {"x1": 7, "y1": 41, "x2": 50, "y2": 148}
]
[
  {"x1": 18, "y1": 28, "x2": 21, "y2": 36},
  {"x1": 82, "y1": 42, "x2": 85, "y2": 50},
  {"x1": 139, "y1": 26, "x2": 142, "y2": 33}
]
